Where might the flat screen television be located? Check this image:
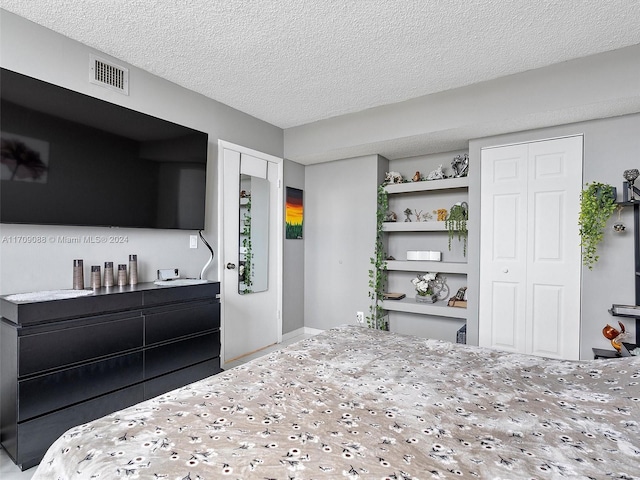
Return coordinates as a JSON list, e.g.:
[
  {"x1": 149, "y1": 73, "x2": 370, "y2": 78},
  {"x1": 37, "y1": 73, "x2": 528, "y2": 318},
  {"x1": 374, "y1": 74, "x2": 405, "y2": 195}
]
[{"x1": 0, "y1": 68, "x2": 209, "y2": 230}]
